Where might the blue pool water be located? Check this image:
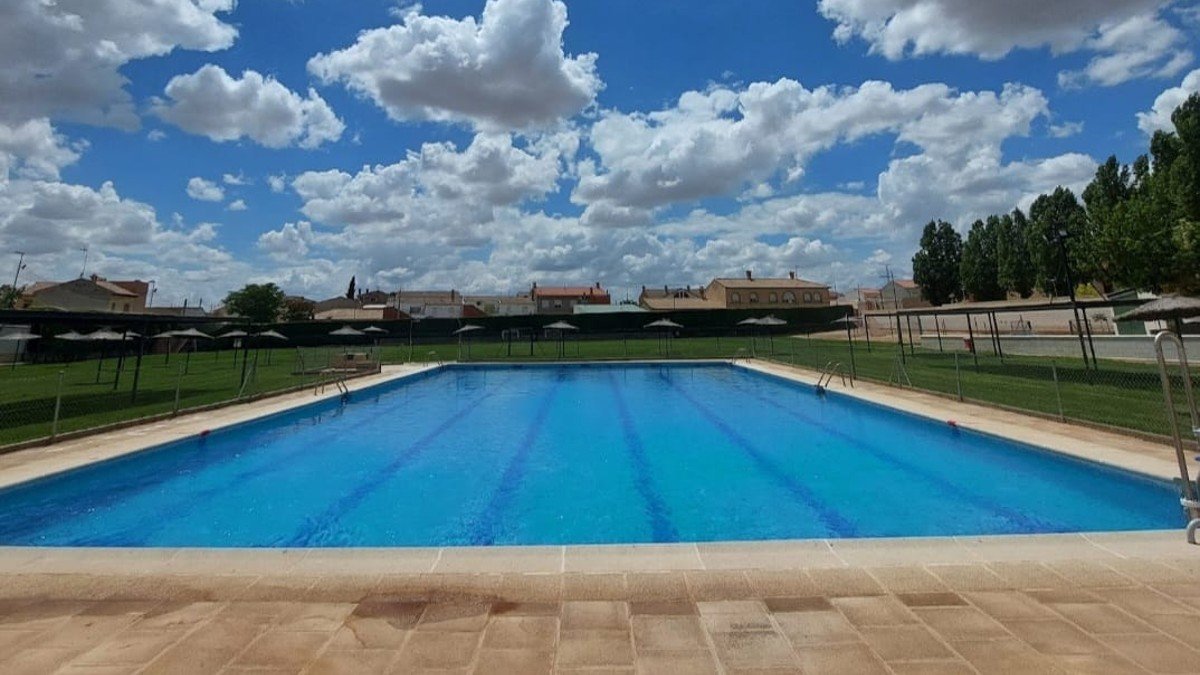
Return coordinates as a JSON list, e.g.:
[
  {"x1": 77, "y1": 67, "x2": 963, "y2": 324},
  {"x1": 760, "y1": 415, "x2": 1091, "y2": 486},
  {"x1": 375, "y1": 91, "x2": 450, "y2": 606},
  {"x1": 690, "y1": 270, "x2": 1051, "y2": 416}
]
[{"x1": 0, "y1": 363, "x2": 1181, "y2": 547}]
